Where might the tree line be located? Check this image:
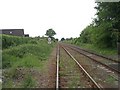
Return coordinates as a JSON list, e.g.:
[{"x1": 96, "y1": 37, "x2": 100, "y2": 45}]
[{"x1": 75, "y1": 2, "x2": 120, "y2": 48}]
